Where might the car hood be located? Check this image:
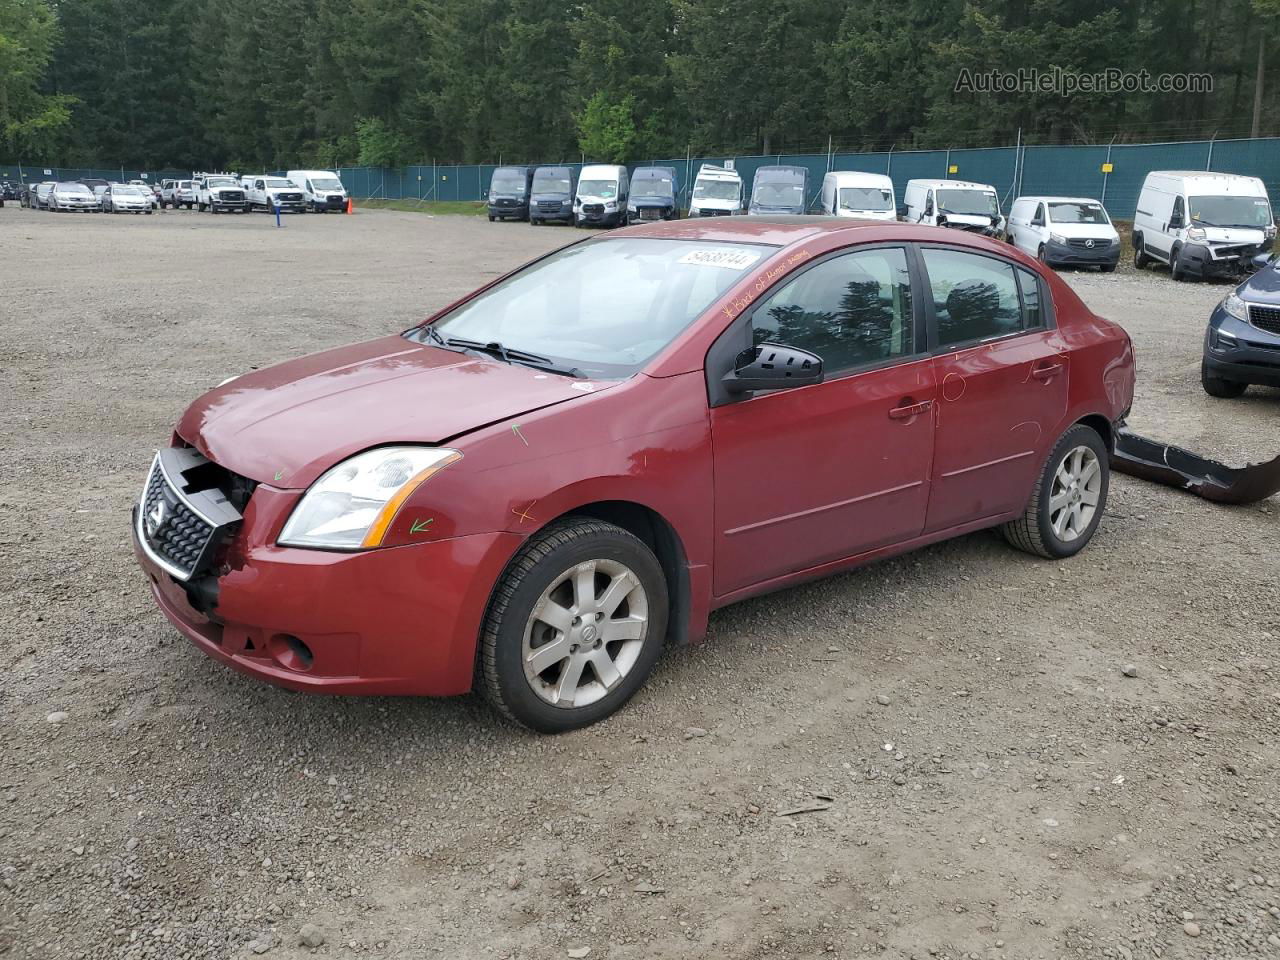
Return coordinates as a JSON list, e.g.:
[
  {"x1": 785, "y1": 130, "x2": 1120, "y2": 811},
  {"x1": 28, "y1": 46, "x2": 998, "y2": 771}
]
[
  {"x1": 1052, "y1": 225, "x2": 1118, "y2": 241},
  {"x1": 177, "y1": 335, "x2": 601, "y2": 488},
  {"x1": 1240, "y1": 264, "x2": 1280, "y2": 304},
  {"x1": 1200, "y1": 225, "x2": 1268, "y2": 245}
]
